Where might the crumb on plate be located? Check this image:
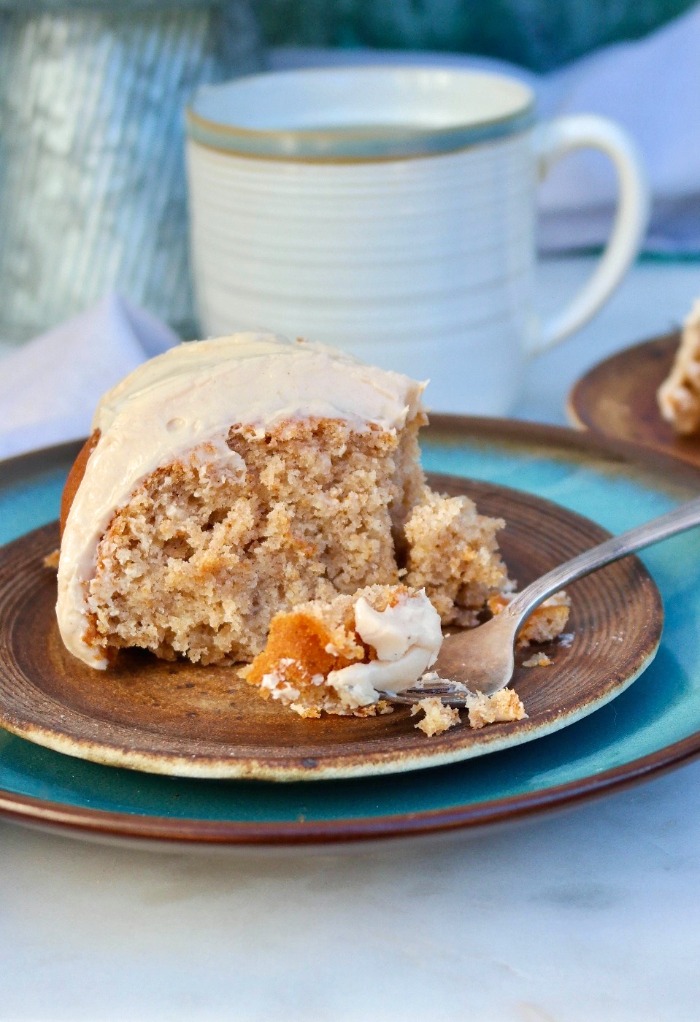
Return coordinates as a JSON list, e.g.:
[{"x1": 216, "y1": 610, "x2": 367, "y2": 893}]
[
  {"x1": 43, "y1": 549, "x2": 60, "y2": 570},
  {"x1": 488, "y1": 590, "x2": 571, "y2": 647},
  {"x1": 409, "y1": 686, "x2": 527, "y2": 736},
  {"x1": 410, "y1": 696, "x2": 461, "y2": 736},
  {"x1": 522, "y1": 652, "x2": 553, "y2": 668},
  {"x1": 466, "y1": 688, "x2": 526, "y2": 730}
]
